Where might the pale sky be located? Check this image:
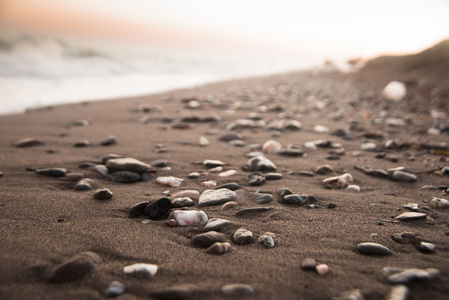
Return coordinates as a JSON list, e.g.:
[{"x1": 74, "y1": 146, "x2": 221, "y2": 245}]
[{"x1": 2, "y1": 0, "x2": 449, "y2": 64}]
